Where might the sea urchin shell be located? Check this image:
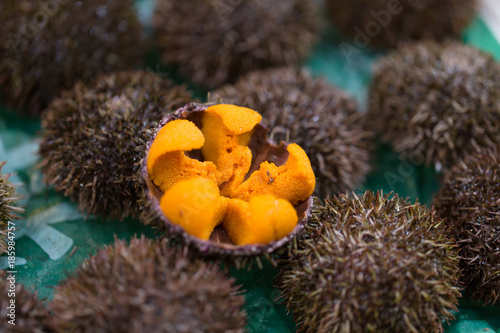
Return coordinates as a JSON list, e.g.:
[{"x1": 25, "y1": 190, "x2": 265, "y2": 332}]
[
  {"x1": 39, "y1": 71, "x2": 194, "y2": 219},
  {"x1": 277, "y1": 191, "x2": 460, "y2": 333},
  {"x1": 140, "y1": 103, "x2": 314, "y2": 267},
  {"x1": 434, "y1": 147, "x2": 500, "y2": 304}
]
